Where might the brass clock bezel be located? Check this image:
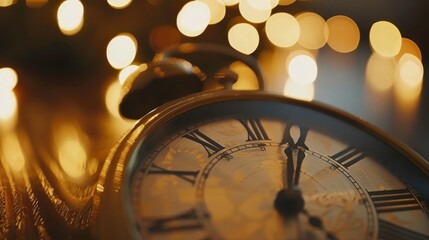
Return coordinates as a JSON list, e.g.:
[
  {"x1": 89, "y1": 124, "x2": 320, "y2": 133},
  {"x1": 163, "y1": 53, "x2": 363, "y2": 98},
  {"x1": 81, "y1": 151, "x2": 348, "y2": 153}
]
[{"x1": 92, "y1": 90, "x2": 429, "y2": 239}]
